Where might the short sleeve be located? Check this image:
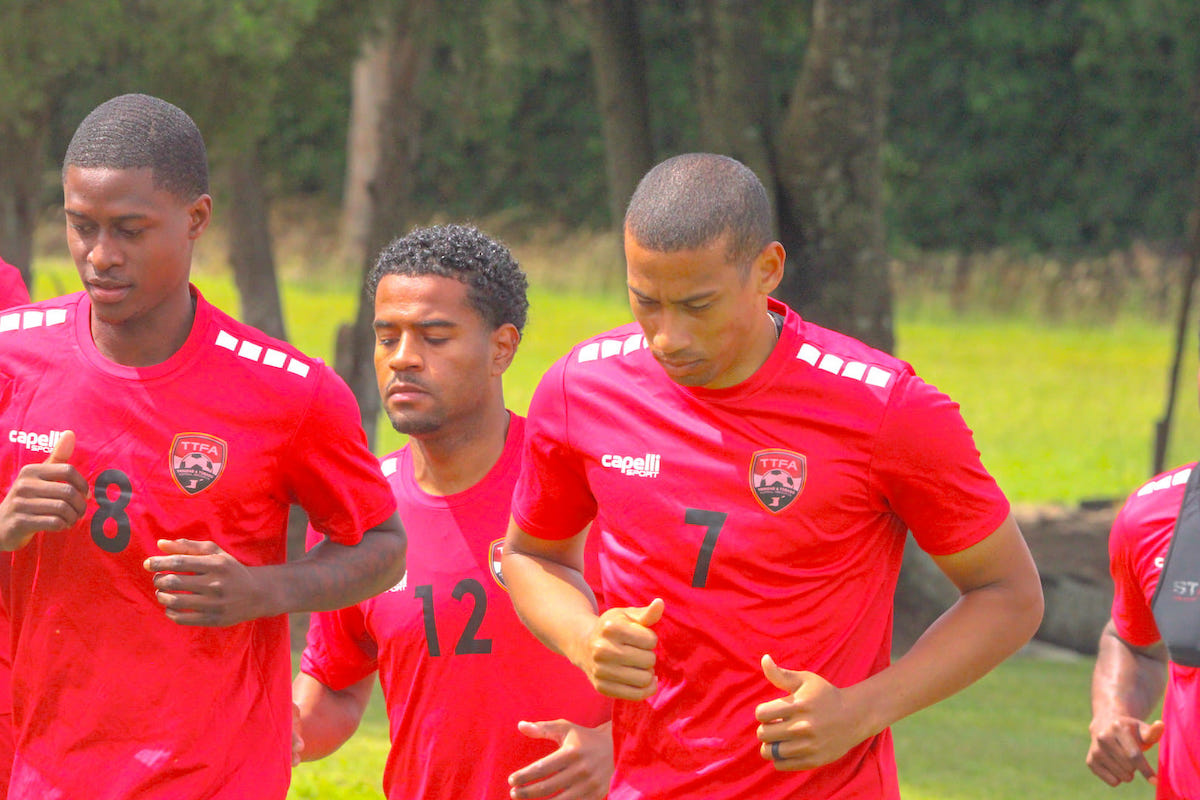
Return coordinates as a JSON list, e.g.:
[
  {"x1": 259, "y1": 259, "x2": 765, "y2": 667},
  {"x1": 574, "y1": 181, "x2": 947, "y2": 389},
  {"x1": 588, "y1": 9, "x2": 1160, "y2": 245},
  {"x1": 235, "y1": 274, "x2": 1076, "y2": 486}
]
[
  {"x1": 285, "y1": 366, "x2": 396, "y2": 545},
  {"x1": 873, "y1": 374, "x2": 1010, "y2": 556},
  {"x1": 511, "y1": 356, "x2": 598, "y2": 540},
  {"x1": 1109, "y1": 501, "x2": 1162, "y2": 647}
]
